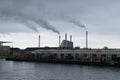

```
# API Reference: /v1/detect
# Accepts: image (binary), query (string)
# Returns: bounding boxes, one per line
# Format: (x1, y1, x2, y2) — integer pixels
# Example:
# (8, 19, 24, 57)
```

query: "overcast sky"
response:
(0, 0, 120, 49)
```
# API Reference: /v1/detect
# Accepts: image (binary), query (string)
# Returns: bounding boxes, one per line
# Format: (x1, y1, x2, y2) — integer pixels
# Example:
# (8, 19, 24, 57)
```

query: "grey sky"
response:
(0, 0, 119, 33)
(0, 0, 120, 48)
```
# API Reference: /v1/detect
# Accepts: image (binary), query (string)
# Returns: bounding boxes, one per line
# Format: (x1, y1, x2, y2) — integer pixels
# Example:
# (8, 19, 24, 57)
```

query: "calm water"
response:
(0, 59, 120, 80)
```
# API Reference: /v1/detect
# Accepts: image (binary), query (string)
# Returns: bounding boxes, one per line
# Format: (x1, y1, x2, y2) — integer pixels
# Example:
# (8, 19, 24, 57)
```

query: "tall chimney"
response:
(70, 35, 72, 41)
(38, 35, 40, 48)
(86, 31, 88, 49)
(59, 35, 61, 47)
(65, 33, 67, 40)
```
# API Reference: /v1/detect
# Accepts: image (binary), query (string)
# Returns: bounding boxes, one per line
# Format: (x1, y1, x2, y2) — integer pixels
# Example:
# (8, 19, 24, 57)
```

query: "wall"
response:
(0, 46, 10, 56)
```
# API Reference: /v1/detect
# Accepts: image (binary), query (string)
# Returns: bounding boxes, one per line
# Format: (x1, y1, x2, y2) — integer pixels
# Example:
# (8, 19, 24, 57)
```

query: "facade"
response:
(0, 46, 10, 56)
(0, 41, 11, 56)
(31, 48, 120, 63)
(60, 40, 73, 48)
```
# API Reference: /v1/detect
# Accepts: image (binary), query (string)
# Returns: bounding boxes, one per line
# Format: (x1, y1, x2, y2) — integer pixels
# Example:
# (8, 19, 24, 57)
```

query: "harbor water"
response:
(0, 59, 120, 80)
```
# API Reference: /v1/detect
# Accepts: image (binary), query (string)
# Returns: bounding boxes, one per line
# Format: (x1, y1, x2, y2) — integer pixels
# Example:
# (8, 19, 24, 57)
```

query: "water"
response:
(0, 59, 120, 80)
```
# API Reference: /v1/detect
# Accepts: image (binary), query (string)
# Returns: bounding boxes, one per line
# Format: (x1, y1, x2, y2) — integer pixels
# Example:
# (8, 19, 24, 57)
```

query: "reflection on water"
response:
(0, 59, 120, 80)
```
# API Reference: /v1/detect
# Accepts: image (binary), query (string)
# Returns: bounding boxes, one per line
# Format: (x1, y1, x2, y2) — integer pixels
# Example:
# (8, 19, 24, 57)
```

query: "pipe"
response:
(59, 35, 61, 47)
(86, 31, 88, 49)
(65, 33, 67, 40)
(38, 35, 40, 48)
(70, 35, 72, 41)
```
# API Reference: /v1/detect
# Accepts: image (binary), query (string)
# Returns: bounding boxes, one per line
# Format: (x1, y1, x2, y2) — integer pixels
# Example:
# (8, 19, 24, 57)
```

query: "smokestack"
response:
(86, 31, 88, 49)
(59, 35, 61, 47)
(70, 35, 72, 41)
(38, 35, 40, 48)
(65, 33, 67, 40)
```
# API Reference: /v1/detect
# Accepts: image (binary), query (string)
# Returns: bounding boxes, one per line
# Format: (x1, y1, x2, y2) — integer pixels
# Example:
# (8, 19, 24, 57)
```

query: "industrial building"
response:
(6, 32, 120, 66)
(0, 41, 10, 57)
(60, 33, 73, 48)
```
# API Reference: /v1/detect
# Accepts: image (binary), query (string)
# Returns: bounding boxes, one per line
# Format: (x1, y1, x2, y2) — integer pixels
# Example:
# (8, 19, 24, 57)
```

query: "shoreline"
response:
(0, 56, 6, 59)
(6, 58, 120, 67)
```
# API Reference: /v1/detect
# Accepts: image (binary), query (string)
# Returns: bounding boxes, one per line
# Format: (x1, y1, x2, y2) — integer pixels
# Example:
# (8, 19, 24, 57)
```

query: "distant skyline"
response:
(0, 0, 120, 49)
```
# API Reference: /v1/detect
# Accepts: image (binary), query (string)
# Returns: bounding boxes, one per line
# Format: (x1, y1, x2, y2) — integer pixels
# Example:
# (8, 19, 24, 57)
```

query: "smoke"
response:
(20, 20, 39, 33)
(18, 13, 60, 34)
(37, 19, 60, 34)
(0, 0, 60, 34)
(61, 15, 86, 30)
(0, 13, 39, 33)
(0, 0, 86, 34)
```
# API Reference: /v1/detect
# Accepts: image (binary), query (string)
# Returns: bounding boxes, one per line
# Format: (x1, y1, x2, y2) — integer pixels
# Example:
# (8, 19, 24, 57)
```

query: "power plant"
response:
(5, 31, 120, 67)
(59, 33, 73, 48)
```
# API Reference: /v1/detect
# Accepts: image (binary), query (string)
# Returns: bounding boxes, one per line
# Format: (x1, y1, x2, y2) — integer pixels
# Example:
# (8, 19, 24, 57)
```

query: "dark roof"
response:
(24, 47, 59, 51)
(24, 47, 75, 51)
(10, 48, 21, 51)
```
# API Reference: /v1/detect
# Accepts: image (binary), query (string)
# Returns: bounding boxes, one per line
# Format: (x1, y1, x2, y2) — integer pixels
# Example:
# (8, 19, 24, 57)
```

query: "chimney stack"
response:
(70, 35, 72, 41)
(86, 31, 88, 49)
(38, 35, 40, 48)
(65, 33, 67, 40)
(59, 35, 61, 47)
